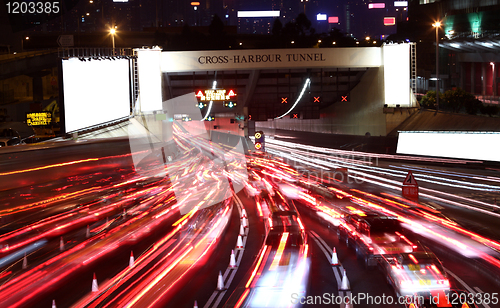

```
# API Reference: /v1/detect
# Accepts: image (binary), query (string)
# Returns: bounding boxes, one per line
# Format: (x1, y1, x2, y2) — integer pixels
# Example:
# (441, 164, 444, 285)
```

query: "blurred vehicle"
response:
(383, 251, 450, 298)
(224, 194, 309, 308)
(337, 212, 418, 268)
(0, 122, 35, 140)
(0, 136, 23, 147)
(404, 289, 479, 308)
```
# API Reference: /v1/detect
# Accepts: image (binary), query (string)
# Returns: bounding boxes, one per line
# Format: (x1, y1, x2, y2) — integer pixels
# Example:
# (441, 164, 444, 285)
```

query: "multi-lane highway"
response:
(1, 124, 499, 308)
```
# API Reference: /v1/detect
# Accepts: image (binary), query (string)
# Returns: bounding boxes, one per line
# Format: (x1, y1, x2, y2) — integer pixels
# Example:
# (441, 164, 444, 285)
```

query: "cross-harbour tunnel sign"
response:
(160, 47, 383, 72)
(197, 53, 326, 64)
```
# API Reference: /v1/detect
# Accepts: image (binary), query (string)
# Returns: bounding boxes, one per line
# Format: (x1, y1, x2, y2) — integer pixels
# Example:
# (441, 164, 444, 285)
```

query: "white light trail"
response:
(275, 78, 310, 119)
(201, 81, 217, 121)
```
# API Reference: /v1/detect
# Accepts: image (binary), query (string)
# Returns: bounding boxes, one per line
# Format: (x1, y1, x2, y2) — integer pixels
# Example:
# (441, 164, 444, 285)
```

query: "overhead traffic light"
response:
(224, 101, 236, 108)
(254, 130, 265, 151)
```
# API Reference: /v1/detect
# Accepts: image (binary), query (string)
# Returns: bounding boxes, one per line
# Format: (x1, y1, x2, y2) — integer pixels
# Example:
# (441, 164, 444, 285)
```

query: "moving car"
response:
(404, 289, 479, 308)
(383, 251, 450, 298)
(337, 212, 418, 268)
(0, 136, 22, 147)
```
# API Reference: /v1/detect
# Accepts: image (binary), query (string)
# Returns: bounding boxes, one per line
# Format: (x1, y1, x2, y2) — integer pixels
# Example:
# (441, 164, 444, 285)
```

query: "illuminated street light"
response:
(110, 28, 116, 50)
(21, 36, 29, 52)
(365, 36, 370, 41)
(300, 0, 308, 13)
(432, 21, 441, 111)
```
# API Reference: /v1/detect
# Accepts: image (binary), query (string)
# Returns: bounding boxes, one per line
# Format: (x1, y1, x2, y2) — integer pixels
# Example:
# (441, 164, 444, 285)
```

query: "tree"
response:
(272, 19, 283, 36)
(420, 88, 484, 115)
(420, 90, 441, 109)
(464, 97, 482, 115)
(295, 13, 312, 36)
(325, 28, 356, 47)
(480, 104, 500, 116)
(209, 14, 225, 37)
(442, 88, 467, 112)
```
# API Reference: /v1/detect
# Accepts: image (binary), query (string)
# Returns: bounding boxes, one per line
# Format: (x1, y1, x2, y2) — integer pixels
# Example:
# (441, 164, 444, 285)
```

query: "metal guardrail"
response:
(476, 95, 500, 105)
(0, 50, 57, 63)
(57, 47, 135, 58)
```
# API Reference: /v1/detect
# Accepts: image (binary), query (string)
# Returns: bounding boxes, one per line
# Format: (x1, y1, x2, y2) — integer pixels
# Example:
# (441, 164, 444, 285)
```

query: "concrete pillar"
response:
(32, 75, 43, 101)
(243, 106, 248, 138)
(493, 63, 497, 97)
(459, 62, 465, 90)
(471, 63, 475, 94)
(482, 62, 486, 96)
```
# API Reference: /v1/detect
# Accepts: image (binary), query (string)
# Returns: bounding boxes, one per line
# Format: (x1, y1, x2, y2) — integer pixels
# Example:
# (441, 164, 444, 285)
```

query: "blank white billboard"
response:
(397, 131, 500, 162)
(62, 58, 131, 133)
(137, 49, 163, 112)
(237, 11, 280, 18)
(383, 43, 410, 107)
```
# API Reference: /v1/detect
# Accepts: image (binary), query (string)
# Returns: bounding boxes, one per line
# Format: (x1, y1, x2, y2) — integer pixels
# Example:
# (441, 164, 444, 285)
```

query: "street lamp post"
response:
(110, 28, 116, 51)
(22, 36, 29, 52)
(433, 21, 441, 111)
(301, 0, 308, 14)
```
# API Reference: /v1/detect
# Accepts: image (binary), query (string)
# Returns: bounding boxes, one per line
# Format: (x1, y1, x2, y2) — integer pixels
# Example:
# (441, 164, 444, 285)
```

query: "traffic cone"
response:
(51, 299, 57, 308)
(339, 269, 350, 290)
(59, 237, 65, 251)
(241, 209, 247, 219)
(331, 247, 339, 266)
(86, 225, 90, 238)
(129, 251, 134, 268)
(239, 224, 245, 237)
(92, 273, 99, 292)
(236, 235, 244, 249)
(242, 217, 248, 228)
(22, 252, 27, 269)
(216, 271, 225, 291)
(193, 300, 198, 308)
(229, 250, 237, 268)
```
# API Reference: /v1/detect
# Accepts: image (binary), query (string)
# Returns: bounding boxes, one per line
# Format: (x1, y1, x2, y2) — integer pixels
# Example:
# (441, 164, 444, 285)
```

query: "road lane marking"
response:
(473, 287, 491, 308)
(309, 231, 343, 291)
(444, 267, 476, 295)
(204, 193, 248, 308)
(309, 231, 354, 306)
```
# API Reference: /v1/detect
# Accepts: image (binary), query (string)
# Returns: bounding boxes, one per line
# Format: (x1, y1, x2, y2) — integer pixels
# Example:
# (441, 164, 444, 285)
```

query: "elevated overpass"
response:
(136, 44, 416, 137)
(56, 44, 416, 139)
(0, 50, 58, 80)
